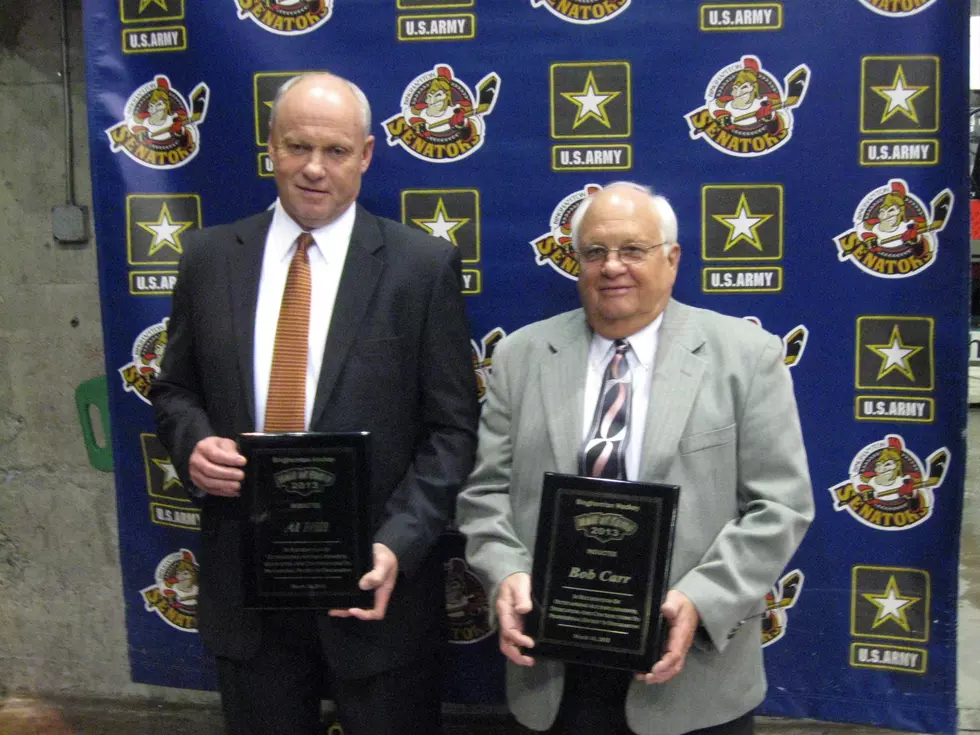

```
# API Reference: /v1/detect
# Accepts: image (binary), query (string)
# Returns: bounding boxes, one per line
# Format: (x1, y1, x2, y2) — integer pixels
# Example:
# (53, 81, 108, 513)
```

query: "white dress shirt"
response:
(253, 200, 356, 431)
(581, 313, 663, 480)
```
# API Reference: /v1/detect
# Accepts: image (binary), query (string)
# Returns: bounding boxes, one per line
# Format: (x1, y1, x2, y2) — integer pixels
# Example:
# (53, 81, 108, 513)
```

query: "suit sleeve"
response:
(373, 245, 480, 577)
(149, 235, 214, 499)
(455, 335, 533, 610)
(673, 334, 814, 653)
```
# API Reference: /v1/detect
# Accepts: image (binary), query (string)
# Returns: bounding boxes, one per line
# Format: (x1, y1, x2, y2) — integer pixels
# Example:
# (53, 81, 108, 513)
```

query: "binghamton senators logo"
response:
(106, 76, 208, 169)
(529, 0, 630, 24)
(472, 327, 507, 404)
(834, 179, 953, 279)
(858, 0, 938, 17)
(743, 317, 808, 369)
(119, 317, 168, 405)
(444, 557, 493, 644)
(140, 549, 199, 632)
(829, 434, 949, 531)
(530, 184, 602, 280)
(762, 569, 804, 647)
(686, 56, 809, 157)
(384, 65, 500, 163)
(235, 0, 332, 34)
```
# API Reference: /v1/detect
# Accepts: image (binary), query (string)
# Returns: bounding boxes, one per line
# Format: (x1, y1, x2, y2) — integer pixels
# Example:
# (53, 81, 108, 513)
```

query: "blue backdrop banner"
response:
(83, 1, 969, 731)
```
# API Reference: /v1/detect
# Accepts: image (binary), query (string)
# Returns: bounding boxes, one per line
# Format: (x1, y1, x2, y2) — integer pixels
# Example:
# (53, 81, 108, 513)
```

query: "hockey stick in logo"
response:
(912, 448, 949, 491)
(425, 73, 501, 131)
(731, 66, 809, 123)
(783, 326, 808, 368)
(872, 190, 953, 248)
(188, 84, 209, 123)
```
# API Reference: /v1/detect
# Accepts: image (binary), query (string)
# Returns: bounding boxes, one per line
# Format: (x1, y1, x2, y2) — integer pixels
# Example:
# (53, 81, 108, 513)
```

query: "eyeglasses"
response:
(576, 242, 668, 265)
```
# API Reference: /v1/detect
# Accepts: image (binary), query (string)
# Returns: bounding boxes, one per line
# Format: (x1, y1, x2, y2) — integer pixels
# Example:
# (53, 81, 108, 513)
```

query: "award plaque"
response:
(526, 472, 679, 671)
(238, 432, 373, 610)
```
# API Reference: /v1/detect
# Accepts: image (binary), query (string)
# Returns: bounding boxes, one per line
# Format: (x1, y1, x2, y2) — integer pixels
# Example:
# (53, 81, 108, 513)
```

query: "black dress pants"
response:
(519, 663, 754, 735)
(215, 610, 442, 735)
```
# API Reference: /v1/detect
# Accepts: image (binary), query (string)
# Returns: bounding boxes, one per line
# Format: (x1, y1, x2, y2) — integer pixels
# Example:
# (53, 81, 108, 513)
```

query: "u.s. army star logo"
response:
(860, 56, 939, 133)
(702, 184, 782, 261)
(127, 194, 201, 265)
(851, 565, 929, 642)
(551, 62, 631, 139)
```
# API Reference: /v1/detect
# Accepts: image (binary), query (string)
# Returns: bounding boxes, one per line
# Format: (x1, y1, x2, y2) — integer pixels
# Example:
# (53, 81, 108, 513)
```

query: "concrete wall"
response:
(0, 0, 210, 703)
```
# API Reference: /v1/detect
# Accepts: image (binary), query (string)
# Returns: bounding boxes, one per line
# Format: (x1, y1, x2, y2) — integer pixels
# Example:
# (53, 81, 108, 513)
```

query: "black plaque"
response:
(526, 472, 679, 671)
(239, 432, 372, 609)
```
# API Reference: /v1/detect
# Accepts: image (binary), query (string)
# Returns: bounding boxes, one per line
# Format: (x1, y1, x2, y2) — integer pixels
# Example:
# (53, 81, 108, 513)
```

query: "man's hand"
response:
(189, 437, 246, 497)
(328, 543, 398, 621)
(636, 590, 700, 685)
(496, 572, 535, 667)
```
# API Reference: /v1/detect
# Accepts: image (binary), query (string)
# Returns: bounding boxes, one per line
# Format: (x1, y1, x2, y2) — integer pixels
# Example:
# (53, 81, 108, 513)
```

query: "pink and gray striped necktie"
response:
(581, 339, 632, 480)
(264, 232, 313, 433)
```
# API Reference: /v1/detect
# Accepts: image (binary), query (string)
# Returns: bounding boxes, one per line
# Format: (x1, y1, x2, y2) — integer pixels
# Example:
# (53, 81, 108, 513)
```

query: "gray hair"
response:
(569, 182, 679, 253)
(268, 72, 373, 138)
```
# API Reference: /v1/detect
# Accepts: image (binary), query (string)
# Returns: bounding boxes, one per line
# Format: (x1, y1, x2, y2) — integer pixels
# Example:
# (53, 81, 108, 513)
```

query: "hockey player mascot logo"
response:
(762, 569, 804, 647)
(529, 184, 603, 280)
(829, 434, 949, 530)
(140, 549, 199, 632)
(119, 318, 169, 405)
(384, 65, 500, 163)
(235, 0, 333, 35)
(444, 557, 493, 643)
(834, 179, 953, 279)
(106, 76, 208, 169)
(686, 56, 809, 157)
(529, 0, 631, 24)
(472, 328, 506, 404)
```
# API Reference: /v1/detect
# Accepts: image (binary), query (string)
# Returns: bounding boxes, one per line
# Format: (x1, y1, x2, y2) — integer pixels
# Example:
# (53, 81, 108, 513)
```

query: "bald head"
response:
(571, 182, 678, 253)
(267, 73, 375, 230)
(269, 73, 372, 139)
(574, 183, 681, 339)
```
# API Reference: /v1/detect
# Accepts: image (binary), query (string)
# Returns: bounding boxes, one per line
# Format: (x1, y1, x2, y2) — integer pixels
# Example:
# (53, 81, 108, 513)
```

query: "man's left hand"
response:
(636, 590, 699, 685)
(328, 543, 398, 621)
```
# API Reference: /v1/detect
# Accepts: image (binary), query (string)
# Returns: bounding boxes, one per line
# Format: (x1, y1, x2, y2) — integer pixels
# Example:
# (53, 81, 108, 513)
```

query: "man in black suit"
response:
(151, 72, 479, 735)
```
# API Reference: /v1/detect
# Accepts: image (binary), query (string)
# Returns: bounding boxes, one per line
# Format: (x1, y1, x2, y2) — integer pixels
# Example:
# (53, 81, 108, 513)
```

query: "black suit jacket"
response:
(150, 205, 479, 678)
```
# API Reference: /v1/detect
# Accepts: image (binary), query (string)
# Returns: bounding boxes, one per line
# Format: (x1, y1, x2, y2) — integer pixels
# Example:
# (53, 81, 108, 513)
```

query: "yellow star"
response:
(152, 458, 183, 492)
(138, 0, 169, 13)
(711, 193, 773, 251)
(560, 71, 620, 130)
(412, 198, 468, 247)
(137, 202, 194, 256)
(866, 325, 923, 381)
(872, 66, 928, 125)
(862, 575, 919, 632)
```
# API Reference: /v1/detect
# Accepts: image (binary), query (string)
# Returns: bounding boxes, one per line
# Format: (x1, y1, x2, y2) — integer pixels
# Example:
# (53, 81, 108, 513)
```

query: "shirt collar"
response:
(269, 199, 357, 263)
(588, 312, 664, 371)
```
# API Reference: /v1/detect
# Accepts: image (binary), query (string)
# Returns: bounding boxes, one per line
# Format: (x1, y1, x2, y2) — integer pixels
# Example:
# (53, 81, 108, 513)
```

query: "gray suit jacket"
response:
(456, 299, 814, 735)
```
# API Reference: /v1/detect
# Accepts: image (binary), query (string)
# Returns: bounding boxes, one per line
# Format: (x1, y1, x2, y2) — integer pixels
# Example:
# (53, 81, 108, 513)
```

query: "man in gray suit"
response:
(456, 183, 814, 735)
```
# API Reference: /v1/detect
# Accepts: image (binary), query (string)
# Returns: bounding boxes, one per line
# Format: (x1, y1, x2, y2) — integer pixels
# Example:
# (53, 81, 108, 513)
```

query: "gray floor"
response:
(2, 411, 979, 734)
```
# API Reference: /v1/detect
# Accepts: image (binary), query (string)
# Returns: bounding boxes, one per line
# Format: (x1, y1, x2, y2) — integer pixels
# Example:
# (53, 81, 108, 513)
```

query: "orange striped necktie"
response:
(264, 232, 313, 433)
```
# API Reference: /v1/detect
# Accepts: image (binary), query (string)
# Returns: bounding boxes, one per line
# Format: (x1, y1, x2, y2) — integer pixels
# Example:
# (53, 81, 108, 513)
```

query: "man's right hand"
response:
(189, 436, 246, 497)
(497, 572, 535, 667)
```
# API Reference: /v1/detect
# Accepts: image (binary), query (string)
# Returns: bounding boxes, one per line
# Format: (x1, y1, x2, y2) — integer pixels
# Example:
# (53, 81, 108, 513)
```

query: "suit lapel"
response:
(540, 312, 591, 474)
(229, 210, 274, 430)
(310, 206, 384, 427)
(639, 300, 706, 482)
